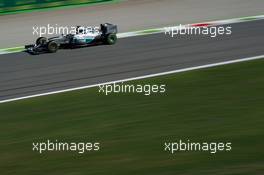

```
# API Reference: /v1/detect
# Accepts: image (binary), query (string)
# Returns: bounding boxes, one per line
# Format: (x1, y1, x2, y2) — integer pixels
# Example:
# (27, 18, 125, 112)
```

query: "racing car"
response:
(25, 23, 118, 54)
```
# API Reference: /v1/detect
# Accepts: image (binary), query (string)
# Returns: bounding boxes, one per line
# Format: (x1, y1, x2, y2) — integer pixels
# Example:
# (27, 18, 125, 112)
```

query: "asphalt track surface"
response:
(1, 0, 264, 48)
(0, 20, 264, 101)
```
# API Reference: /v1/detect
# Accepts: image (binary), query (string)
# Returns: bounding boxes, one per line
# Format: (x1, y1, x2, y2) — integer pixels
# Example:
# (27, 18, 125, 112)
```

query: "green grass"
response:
(1, 59, 264, 174)
(0, 0, 119, 16)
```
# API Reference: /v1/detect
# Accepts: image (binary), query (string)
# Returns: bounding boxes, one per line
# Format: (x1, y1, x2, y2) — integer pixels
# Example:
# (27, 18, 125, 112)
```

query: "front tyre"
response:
(47, 41, 58, 53)
(105, 34, 117, 45)
(36, 37, 47, 45)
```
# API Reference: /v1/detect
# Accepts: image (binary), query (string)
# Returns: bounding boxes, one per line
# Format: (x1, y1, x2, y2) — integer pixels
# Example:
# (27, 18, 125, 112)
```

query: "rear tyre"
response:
(47, 41, 58, 53)
(36, 37, 47, 45)
(105, 34, 117, 45)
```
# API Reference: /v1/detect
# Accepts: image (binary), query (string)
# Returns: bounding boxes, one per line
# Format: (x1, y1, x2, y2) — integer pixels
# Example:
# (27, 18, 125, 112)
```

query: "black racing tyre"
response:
(36, 37, 47, 45)
(47, 41, 58, 53)
(105, 34, 117, 45)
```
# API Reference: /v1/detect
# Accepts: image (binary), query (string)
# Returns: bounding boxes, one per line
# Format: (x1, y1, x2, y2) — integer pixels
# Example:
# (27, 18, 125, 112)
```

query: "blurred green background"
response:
(0, 0, 113, 14)
(0, 59, 264, 174)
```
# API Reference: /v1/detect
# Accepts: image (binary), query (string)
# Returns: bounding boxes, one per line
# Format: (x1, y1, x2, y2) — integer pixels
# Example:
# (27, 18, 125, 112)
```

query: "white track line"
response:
(0, 54, 263, 104)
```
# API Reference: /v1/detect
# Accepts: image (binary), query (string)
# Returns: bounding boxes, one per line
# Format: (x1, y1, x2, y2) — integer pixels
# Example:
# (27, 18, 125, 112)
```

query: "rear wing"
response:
(101, 23, 118, 35)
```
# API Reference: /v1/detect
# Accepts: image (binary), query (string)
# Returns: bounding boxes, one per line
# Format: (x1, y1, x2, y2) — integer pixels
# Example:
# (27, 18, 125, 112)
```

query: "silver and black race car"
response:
(25, 23, 118, 54)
